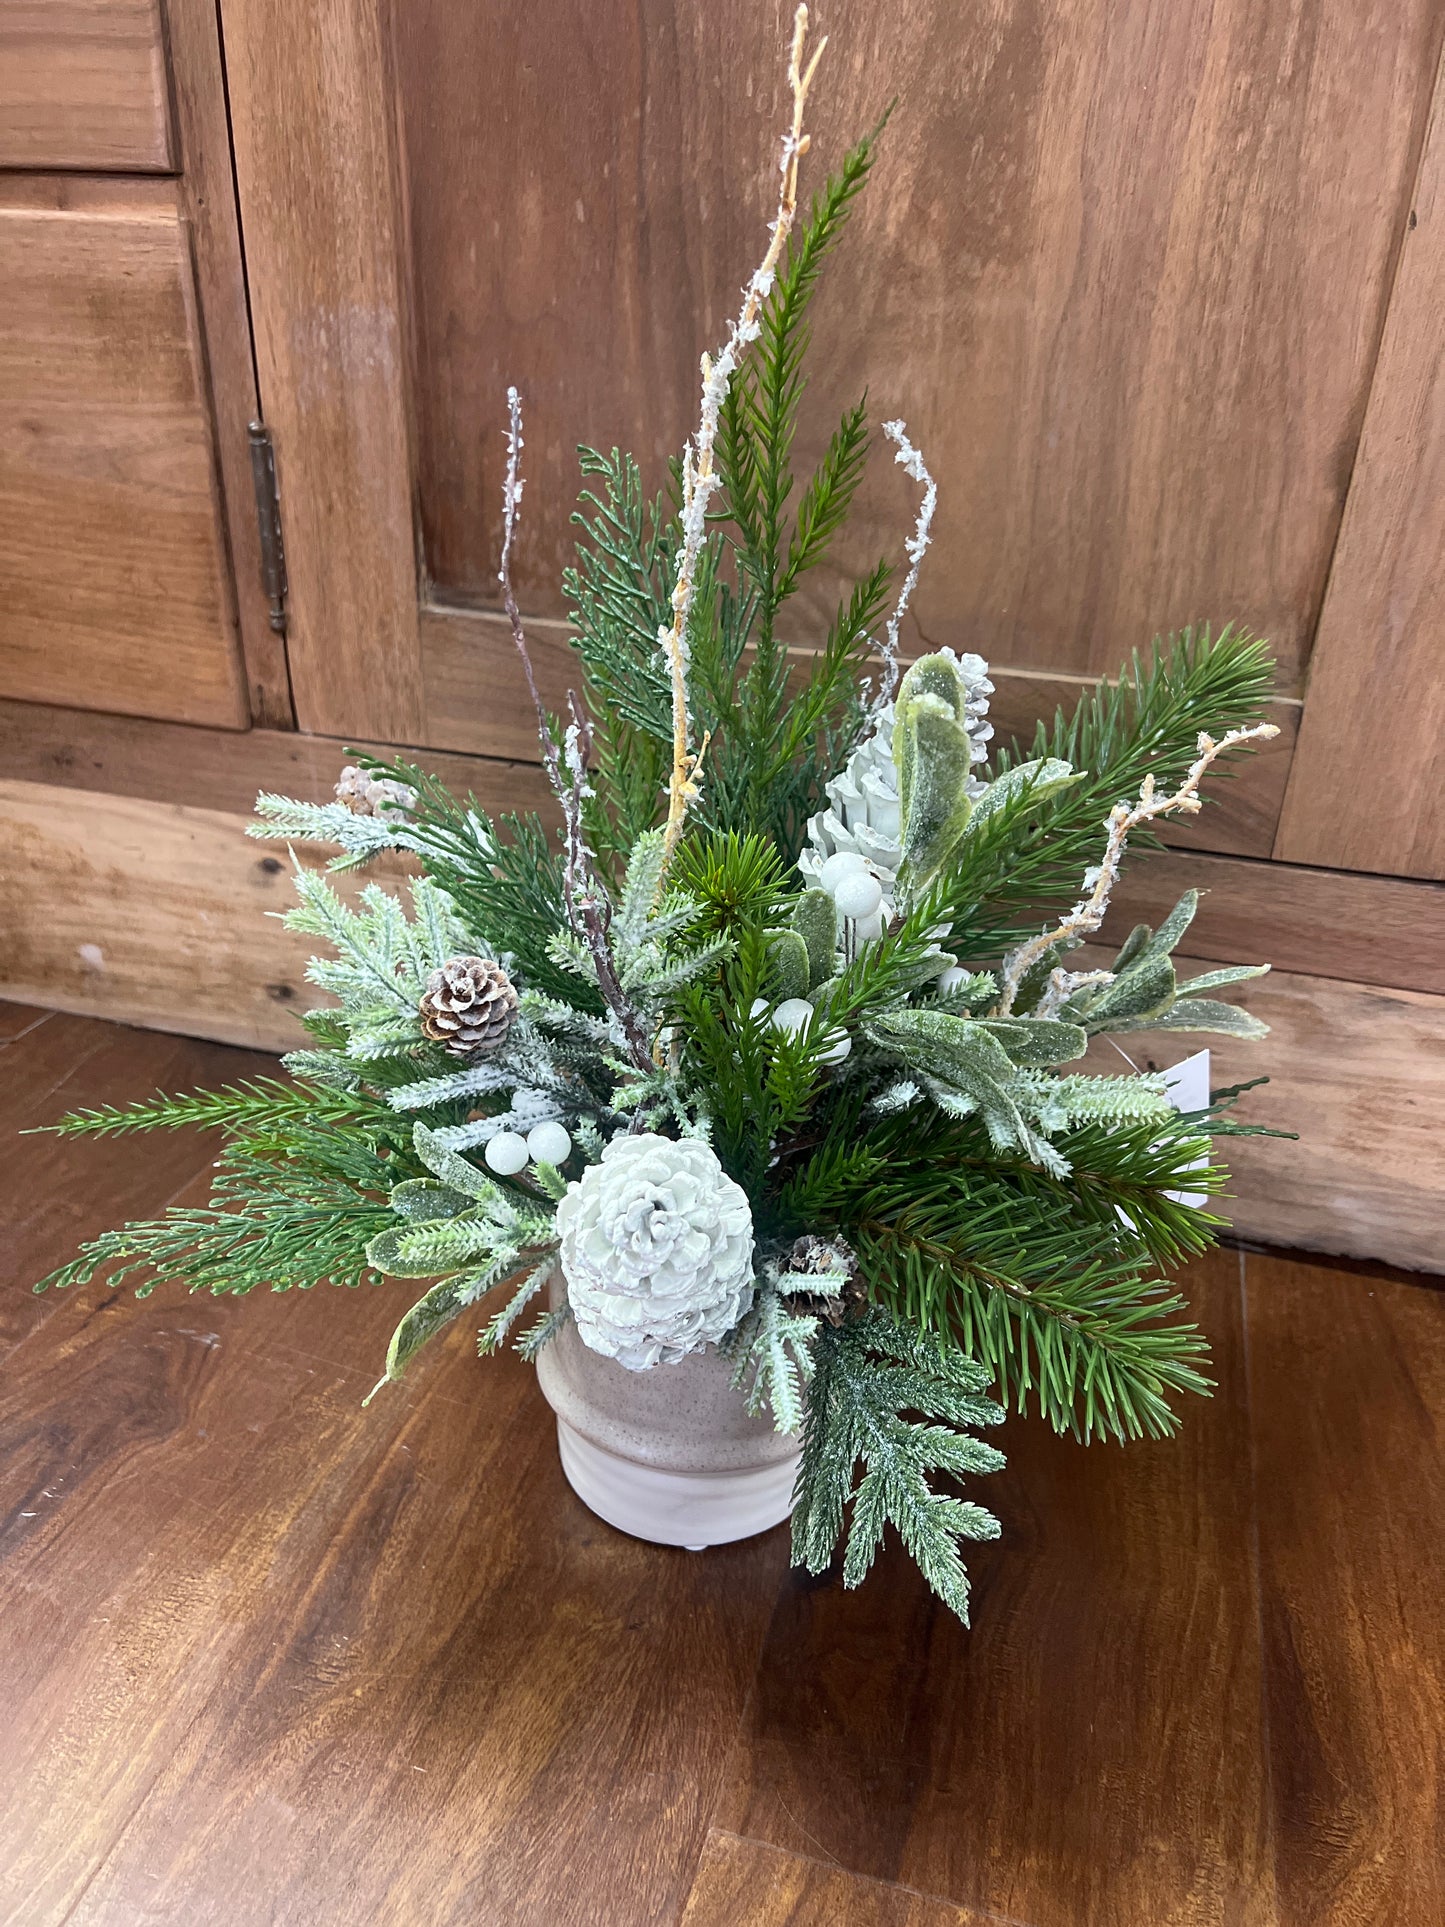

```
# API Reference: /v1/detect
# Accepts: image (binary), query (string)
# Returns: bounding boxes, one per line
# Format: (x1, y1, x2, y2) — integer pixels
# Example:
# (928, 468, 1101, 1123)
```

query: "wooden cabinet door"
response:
(0, 0, 288, 730)
(223, 0, 1442, 866)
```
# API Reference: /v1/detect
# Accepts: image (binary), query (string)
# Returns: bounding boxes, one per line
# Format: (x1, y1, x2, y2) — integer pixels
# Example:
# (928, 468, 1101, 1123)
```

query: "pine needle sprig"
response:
(792, 1306, 1004, 1624)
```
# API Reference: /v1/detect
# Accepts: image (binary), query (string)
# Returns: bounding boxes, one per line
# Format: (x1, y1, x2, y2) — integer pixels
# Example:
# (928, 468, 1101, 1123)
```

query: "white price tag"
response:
(1162, 1049, 1210, 1208)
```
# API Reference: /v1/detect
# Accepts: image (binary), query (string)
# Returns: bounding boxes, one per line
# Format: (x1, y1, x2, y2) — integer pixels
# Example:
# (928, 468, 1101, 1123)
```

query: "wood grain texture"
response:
(0, 0, 170, 171)
(0, 779, 358, 1051)
(1274, 53, 1445, 881)
(1108, 851, 1445, 996)
(0, 698, 554, 820)
(680, 1832, 994, 1927)
(166, 0, 295, 728)
(388, 0, 1442, 688)
(4, 1014, 1443, 1923)
(1082, 955, 1445, 1273)
(717, 1254, 1275, 1926)
(221, 0, 424, 739)
(0, 1015, 275, 1357)
(0, 177, 248, 728)
(1246, 1254, 1445, 1926)
(0, 1132, 790, 1924)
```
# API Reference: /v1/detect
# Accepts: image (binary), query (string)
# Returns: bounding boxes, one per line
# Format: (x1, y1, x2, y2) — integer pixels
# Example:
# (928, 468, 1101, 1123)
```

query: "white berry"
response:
(771, 998, 815, 1036)
(526, 1121, 572, 1167)
(936, 963, 970, 994)
(833, 871, 883, 921)
(484, 1131, 530, 1176)
(818, 850, 869, 895)
(818, 1029, 852, 1064)
(750, 996, 771, 1020)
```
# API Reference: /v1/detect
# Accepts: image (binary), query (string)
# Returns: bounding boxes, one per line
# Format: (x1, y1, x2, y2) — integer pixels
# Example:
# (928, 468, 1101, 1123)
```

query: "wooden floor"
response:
(1, 1005, 1441, 1927)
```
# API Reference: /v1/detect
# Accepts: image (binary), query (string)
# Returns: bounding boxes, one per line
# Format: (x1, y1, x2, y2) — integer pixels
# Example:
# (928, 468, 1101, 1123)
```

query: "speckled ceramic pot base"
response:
(535, 1287, 800, 1548)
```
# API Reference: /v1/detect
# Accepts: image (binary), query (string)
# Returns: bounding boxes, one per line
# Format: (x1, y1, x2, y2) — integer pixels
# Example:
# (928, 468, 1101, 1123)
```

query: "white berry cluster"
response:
(484, 1119, 572, 1176)
(554, 1134, 755, 1370)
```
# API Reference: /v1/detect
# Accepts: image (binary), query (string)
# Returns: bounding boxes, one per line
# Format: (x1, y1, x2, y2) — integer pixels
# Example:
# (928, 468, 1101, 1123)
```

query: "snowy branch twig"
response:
(876, 420, 937, 708)
(994, 723, 1280, 1015)
(654, 2, 828, 885)
(497, 387, 655, 1072)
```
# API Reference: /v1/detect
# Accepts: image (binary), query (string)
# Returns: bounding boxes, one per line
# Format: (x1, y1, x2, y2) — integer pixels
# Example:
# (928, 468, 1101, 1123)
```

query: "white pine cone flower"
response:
(797, 653, 995, 915)
(555, 1134, 755, 1371)
(419, 956, 519, 1057)
(335, 764, 416, 819)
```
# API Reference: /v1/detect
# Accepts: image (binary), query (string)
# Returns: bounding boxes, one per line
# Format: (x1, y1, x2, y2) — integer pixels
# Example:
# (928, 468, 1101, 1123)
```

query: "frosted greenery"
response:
(33, 64, 1284, 1626)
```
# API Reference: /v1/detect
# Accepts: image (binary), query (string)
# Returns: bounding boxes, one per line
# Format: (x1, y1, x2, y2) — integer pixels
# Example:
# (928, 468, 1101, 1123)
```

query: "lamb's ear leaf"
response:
(896, 694, 975, 886)
(963, 757, 1079, 834)
(1140, 890, 1199, 961)
(791, 890, 838, 987)
(1177, 963, 1270, 995)
(388, 1179, 475, 1223)
(412, 1122, 495, 1200)
(1111, 922, 1154, 972)
(1110, 997, 1269, 1040)
(1073, 954, 1176, 1030)
(378, 1273, 480, 1385)
(972, 1017, 1089, 1067)
(765, 927, 813, 1002)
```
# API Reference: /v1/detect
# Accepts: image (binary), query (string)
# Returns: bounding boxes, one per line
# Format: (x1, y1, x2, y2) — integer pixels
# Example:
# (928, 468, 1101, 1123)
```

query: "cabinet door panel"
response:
(0, 1, 170, 171)
(0, 180, 247, 729)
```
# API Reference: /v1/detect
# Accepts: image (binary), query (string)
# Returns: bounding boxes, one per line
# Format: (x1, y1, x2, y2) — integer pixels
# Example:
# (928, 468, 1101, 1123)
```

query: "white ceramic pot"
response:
(534, 1285, 800, 1550)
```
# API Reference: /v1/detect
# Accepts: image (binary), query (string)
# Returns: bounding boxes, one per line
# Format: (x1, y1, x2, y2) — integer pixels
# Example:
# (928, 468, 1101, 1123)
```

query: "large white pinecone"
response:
(555, 1134, 755, 1371)
(797, 652, 994, 913)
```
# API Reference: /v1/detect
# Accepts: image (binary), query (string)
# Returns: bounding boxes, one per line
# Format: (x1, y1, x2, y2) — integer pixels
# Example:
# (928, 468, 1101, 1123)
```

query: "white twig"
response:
(994, 723, 1280, 1015)
(877, 420, 937, 708)
(496, 388, 653, 1072)
(655, 3, 827, 881)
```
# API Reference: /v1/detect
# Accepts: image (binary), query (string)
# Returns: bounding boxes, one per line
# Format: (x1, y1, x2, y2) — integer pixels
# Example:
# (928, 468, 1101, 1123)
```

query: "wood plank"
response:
(680, 1832, 993, 1927)
(0, 701, 555, 821)
(421, 602, 1298, 859)
(221, 0, 423, 740)
(1083, 956, 1445, 1274)
(0, 178, 248, 728)
(0, 779, 338, 1051)
(0, 1280, 789, 1922)
(1108, 851, 1445, 996)
(389, 0, 1442, 690)
(0, 0, 170, 171)
(166, 0, 295, 728)
(1246, 1255, 1445, 1924)
(716, 1254, 1275, 1925)
(1275, 53, 1445, 881)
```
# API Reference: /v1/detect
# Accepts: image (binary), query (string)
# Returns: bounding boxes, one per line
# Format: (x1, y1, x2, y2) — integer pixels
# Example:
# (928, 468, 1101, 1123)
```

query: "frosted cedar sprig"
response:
(995, 722, 1281, 1015)
(875, 419, 937, 709)
(496, 386, 655, 1072)
(656, 2, 828, 882)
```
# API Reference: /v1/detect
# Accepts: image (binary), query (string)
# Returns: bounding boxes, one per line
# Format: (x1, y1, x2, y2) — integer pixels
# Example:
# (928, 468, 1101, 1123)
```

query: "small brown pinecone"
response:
(788, 1234, 866, 1325)
(419, 956, 519, 1057)
(335, 764, 415, 818)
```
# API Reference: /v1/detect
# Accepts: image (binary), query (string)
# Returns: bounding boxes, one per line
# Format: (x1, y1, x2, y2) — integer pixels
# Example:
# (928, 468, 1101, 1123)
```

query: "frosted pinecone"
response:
(797, 653, 994, 913)
(335, 764, 415, 818)
(419, 956, 519, 1057)
(555, 1134, 755, 1371)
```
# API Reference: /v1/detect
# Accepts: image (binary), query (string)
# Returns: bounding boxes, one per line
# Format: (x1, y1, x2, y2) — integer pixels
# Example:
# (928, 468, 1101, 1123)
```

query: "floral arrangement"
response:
(38, 9, 1280, 1623)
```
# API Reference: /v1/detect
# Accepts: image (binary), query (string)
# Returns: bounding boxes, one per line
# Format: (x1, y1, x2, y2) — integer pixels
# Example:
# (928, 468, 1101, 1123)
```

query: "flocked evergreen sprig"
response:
(32, 4, 1284, 1627)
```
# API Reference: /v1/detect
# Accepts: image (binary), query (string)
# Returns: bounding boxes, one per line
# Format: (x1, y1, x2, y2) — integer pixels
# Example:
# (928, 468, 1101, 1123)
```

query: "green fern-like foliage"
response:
(791, 1307, 1005, 1625)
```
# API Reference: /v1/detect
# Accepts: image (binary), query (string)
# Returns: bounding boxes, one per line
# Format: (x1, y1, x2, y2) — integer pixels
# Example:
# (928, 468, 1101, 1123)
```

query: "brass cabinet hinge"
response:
(247, 420, 288, 635)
